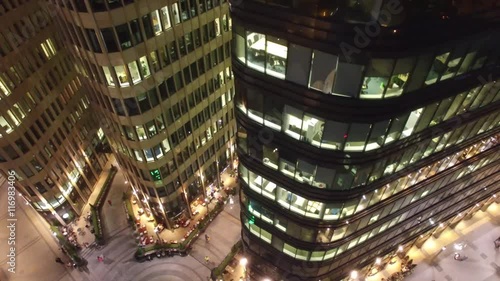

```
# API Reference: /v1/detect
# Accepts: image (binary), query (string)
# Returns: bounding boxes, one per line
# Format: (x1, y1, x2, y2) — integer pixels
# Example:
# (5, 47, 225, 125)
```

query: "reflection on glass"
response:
(309, 50, 338, 94)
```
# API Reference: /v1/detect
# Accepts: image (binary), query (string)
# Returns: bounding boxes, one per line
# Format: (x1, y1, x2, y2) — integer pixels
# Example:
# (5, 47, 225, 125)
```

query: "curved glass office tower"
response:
(0, 0, 108, 225)
(49, 0, 236, 228)
(232, 1, 500, 280)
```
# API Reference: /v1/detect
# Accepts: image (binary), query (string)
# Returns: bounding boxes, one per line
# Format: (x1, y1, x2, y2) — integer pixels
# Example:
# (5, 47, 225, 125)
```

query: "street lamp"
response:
(349, 270, 358, 280)
(205, 198, 210, 215)
(216, 160, 221, 189)
(240, 257, 248, 277)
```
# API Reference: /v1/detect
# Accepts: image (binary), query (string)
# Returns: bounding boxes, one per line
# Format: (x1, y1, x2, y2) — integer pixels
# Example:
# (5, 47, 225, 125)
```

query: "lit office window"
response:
(162, 139, 171, 153)
(40, 39, 55, 59)
(425, 52, 450, 85)
(385, 57, 414, 98)
(440, 45, 467, 80)
(134, 150, 144, 162)
(401, 108, 423, 137)
(115, 65, 129, 87)
(282, 105, 303, 140)
(151, 10, 162, 35)
(234, 25, 245, 63)
(215, 18, 221, 36)
(139, 56, 151, 78)
(160, 6, 172, 30)
(265, 36, 287, 79)
(0, 115, 13, 133)
(171, 3, 181, 25)
(128, 61, 141, 84)
(360, 59, 393, 99)
(102, 66, 115, 86)
(0, 77, 11, 96)
(246, 31, 266, 72)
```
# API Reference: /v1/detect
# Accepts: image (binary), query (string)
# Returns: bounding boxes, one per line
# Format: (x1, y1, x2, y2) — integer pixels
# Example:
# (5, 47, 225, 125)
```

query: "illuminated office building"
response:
(232, 1, 500, 280)
(0, 0, 109, 225)
(49, 0, 235, 228)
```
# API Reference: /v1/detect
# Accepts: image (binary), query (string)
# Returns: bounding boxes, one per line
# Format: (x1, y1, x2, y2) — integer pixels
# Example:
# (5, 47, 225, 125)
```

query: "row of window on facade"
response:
(233, 25, 499, 99)
(11, 126, 104, 183)
(121, 89, 233, 142)
(100, 40, 230, 90)
(236, 80, 500, 153)
(142, 136, 231, 198)
(244, 171, 494, 258)
(126, 113, 228, 164)
(239, 137, 497, 225)
(30, 152, 106, 212)
(109, 66, 232, 118)
(241, 168, 497, 263)
(130, 131, 231, 184)
(63, 0, 225, 15)
(80, 3, 229, 54)
(18, 135, 100, 199)
(119, 132, 232, 203)
(0, 38, 58, 99)
(238, 110, 499, 194)
(0, 88, 89, 138)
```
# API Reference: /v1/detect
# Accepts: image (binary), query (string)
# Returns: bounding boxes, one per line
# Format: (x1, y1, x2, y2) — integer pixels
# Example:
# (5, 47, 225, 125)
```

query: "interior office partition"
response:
(0, 0, 108, 225)
(231, 1, 500, 280)
(48, 0, 236, 228)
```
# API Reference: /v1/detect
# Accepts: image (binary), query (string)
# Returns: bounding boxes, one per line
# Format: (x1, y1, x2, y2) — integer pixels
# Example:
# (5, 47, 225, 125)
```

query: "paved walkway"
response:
(0, 159, 242, 281)
(367, 202, 500, 281)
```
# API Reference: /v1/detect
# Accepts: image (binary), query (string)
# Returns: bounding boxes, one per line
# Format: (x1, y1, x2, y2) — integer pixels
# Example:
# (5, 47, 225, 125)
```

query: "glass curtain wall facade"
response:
(48, 0, 236, 228)
(232, 1, 500, 280)
(0, 0, 108, 225)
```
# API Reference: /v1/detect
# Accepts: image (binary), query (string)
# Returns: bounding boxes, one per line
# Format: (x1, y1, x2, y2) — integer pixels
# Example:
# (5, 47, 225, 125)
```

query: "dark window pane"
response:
(116, 24, 132, 49)
(101, 28, 119, 52)
(142, 15, 155, 39)
(130, 20, 143, 45)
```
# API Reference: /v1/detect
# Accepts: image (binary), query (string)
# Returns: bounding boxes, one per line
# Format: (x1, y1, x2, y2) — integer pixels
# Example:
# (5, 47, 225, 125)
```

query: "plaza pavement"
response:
(367, 202, 500, 281)
(0, 159, 242, 281)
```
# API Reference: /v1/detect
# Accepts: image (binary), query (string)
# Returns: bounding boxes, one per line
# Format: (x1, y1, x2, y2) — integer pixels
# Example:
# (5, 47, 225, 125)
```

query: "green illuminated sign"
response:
(150, 169, 161, 181)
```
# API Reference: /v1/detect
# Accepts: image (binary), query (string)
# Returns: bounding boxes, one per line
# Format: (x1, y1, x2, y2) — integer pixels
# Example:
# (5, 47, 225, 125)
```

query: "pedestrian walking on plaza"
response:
(107, 199, 112, 206)
(97, 254, 105, 262)
(204, 255, 210, 263)
(55, 257, 64, 264)
(205, 234, 210, 242)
